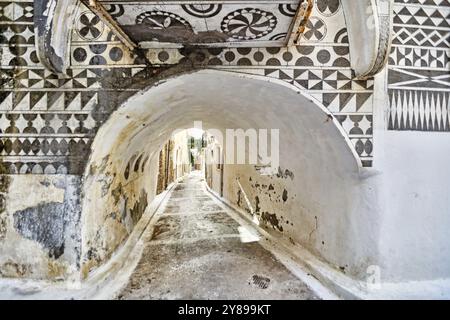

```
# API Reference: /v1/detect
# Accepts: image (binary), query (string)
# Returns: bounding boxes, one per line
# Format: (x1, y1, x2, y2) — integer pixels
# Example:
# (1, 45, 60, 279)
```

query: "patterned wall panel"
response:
(98, 0, 303, 46)
(388, 0, 450, 131)
(0, 0, 374, 174)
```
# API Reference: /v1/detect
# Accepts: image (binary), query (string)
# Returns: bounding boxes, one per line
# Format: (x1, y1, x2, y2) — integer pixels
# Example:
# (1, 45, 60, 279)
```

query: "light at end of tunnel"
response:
(238, 226, 260, 243)
(187, 128, 204, 139)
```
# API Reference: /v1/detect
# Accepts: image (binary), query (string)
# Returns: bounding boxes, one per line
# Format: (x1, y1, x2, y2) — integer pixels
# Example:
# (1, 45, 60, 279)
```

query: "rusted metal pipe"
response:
(286, 0, 314, 46)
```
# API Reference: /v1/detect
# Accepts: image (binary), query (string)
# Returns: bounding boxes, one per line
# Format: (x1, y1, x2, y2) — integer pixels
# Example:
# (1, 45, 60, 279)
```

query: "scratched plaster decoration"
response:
(278, 4, 298, 17)
(76, 10, 105, 41)
(316, 0, 341, 16)
(0, 0, 375, 173)
(388, 0, 450, 131)
(220, 8, 278, 40)
(99, 0, 305, 46)
(105, 4, 125, 19)
(136, 11, 193, 31)
(302, 16, 327, 41)
(181, 4, 223, 18)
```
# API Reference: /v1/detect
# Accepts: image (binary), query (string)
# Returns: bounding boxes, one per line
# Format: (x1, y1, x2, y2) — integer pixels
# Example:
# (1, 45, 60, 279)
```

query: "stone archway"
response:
(80, 69, 379, 280)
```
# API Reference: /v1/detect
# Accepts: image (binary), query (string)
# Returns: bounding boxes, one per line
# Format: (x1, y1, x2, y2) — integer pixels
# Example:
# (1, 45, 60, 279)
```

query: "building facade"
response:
(0, 0, 449, 297)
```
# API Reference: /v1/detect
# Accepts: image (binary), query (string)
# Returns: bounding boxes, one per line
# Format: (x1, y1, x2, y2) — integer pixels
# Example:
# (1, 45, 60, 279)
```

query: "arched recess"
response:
(81, 69, 380, 280)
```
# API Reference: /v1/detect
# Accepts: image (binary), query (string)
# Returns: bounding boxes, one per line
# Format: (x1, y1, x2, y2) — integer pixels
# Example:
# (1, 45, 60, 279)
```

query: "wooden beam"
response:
(285, 0, 314, 47)
(81, 0, 137, 51)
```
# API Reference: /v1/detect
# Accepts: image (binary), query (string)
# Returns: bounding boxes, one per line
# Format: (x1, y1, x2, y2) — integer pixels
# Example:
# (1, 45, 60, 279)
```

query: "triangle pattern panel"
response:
(388, 89, 450, 131)
(389, 0, 449, 132)
(394, 6, 450, 28)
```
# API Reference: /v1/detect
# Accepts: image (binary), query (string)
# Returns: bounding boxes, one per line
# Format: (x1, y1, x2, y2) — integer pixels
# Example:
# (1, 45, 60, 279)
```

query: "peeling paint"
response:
(89, 155, 110, 176)
(129, 190, 148, 225)
(40, 179, 51, 187)
(124, 25, 229, 44)
(111, 183, 124, 205)
(282, 189, 288, 202)
(237, 189, 242, 207)
(261, 212, 284, 232)
(0, 261, 30, 278)
(276, 167, 295, 180)
(255, 196, 261, 214)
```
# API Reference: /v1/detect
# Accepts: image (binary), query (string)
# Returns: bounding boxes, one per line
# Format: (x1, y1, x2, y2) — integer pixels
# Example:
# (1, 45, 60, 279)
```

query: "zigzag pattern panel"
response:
(388, 0, 450, 131)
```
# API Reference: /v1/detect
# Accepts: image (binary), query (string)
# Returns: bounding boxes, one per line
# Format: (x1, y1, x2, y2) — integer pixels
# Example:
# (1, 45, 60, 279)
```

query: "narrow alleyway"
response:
(117, 172, 320, 300)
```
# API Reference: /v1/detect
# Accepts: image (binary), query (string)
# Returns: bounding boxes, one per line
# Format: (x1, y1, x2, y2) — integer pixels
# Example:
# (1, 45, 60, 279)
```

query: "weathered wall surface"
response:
(205, 141, 223, 196)
(0, 0, 374, 175)
(371, 0, 450, 282)
(205, 136, 380, 282)
(0, 0, 373, 187)
(0, 175, 81, 280)
(375, 132, 450, 282)
(199, 0, 450, 285)
(172, 130, 191, 181)
(157, 143, 170, 194)
(78, 69, 373, 281)
(0, 0, 448, 288)
(81, 150, 158, 277)
(81, 129, 191, 277)
(387, 0, 449, 132)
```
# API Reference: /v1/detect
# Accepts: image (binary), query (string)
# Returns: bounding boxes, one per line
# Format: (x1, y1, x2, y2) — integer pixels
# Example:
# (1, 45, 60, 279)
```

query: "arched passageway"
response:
(81, 70, 380, 286)
(117, 171, 323, 299)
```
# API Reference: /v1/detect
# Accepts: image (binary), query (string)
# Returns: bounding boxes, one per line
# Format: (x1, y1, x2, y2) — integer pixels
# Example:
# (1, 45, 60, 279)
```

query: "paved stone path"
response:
(118, 172, 319, 300)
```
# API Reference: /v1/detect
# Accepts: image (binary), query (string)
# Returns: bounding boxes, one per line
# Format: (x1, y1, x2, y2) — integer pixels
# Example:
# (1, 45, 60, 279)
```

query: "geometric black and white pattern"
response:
(101, 1, 297, 45)
(0, 0, 376, 174)
(388, 89, 449, 130)
(388, 0, 450, 132)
